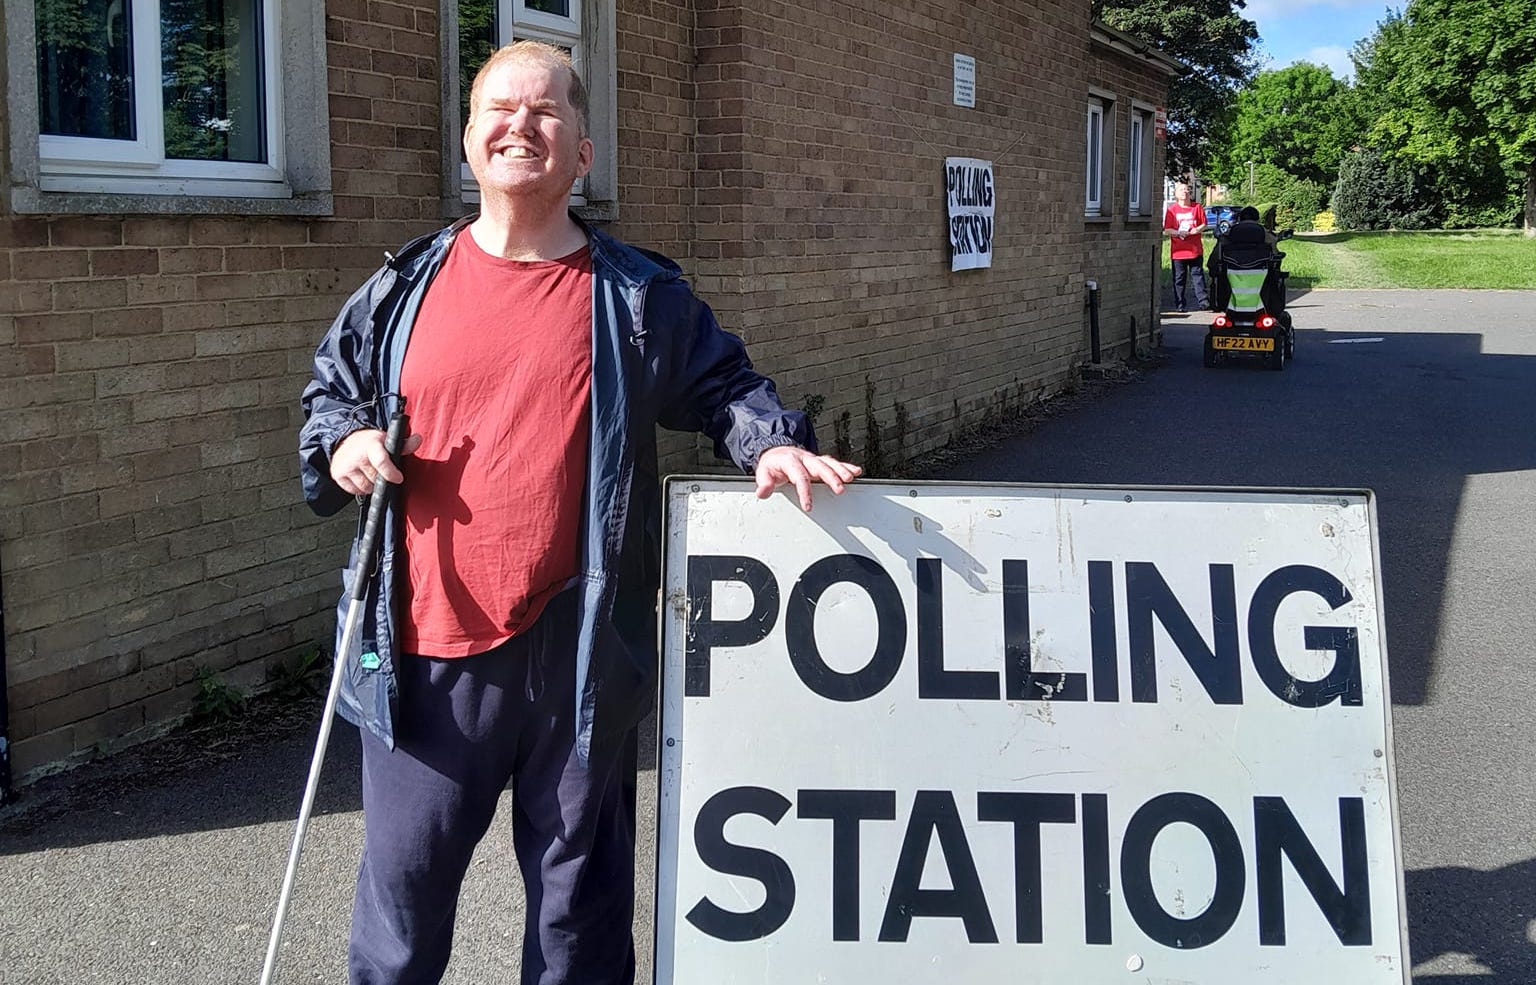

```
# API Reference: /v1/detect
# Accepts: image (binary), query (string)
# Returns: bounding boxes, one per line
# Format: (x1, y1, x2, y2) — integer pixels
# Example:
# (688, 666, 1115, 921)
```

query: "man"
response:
(298, 41, 860, 985)
(1163, 182, 1208, 312)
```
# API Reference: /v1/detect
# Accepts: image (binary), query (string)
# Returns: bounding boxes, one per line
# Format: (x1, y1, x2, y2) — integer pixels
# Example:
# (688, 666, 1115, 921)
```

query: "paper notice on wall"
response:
(953, 54, 976, 108)
(945, 157, 994, 272)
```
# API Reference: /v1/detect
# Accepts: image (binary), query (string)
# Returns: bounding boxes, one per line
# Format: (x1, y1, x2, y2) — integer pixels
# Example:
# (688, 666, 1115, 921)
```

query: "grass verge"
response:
(1162, 230, 1536, 290)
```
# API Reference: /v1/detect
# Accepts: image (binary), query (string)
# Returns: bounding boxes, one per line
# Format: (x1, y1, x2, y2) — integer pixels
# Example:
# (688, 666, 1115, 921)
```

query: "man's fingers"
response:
(777, 458, 814, 511)
(755, 449, 864, 510)
(819, 457, 862, 487)
(368, 445, 405, 484)
(802, 457, 846, 495)
(330, 427, 418, 495)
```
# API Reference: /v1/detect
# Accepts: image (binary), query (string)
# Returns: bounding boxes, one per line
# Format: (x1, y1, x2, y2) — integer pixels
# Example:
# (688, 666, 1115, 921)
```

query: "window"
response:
(6, 0, 330, 212)
(445, 0, 616, 217)
(1127, 115, 1144, 214)
(1085, 98, 1105, 216)
(1127, 105, 1154, 217)
(37, 0, 274, 188)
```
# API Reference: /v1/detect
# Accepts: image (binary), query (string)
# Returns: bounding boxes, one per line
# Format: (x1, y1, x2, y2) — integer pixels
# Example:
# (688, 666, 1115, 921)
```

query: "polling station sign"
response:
(945, 157, 993, 271)
(655, 480, 1408, 984)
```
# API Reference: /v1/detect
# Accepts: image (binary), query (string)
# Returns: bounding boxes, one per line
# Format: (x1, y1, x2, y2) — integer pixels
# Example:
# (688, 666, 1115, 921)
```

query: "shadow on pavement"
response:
(0, 698, 660, 855)
(1408, 860, 1536, 982)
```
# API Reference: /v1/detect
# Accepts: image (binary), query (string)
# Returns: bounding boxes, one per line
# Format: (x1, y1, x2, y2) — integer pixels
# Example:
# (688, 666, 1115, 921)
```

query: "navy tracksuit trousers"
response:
(1172, 256, 1209, 310)
(348, 591, 638, 985)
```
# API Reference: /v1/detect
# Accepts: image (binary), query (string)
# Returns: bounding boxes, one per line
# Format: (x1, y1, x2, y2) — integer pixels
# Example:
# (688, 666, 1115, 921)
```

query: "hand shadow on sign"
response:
(817, 494, 990, 592)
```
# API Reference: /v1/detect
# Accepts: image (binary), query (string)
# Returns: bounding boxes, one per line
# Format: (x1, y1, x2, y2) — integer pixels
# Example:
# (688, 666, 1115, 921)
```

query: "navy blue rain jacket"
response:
(299, 216, 814, 759)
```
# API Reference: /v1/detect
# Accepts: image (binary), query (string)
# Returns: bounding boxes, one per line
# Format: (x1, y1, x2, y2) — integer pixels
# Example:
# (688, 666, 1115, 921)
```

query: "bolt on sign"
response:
(655, 480, 1408, 984)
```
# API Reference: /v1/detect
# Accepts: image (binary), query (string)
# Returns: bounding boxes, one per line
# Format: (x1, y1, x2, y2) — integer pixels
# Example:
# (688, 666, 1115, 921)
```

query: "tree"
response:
(1365, 0, 1536, 234)
(1212, 63, 1364, 188)
(1095, 0, 1260, 178)
(1333, 148, 1437, 230)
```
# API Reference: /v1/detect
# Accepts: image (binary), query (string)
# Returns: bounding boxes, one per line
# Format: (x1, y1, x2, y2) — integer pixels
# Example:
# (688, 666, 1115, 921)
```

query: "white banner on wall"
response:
(655, 479, 1408, 985)
(944, 157, 993, 272)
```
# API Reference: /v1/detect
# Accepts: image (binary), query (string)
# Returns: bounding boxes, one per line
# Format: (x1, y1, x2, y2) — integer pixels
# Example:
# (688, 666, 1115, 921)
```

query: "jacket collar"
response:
(389, 212, 683, 297)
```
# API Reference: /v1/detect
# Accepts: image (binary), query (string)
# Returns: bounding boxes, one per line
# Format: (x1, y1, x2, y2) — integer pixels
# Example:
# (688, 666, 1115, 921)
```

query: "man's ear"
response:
(575, 137, 594, 179)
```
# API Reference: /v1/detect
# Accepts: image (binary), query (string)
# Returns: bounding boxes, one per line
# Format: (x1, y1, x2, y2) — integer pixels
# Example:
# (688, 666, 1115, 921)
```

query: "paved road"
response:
(2, 290, 1533, 983)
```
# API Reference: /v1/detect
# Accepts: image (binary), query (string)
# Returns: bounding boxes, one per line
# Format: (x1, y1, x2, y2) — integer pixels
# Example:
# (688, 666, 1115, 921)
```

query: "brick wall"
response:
(0, 0, 447, 776)
(1085, 44, 1169, 361)
(672, 0, 1170, 471)
(609, 0, 706, 475)
(0, 0, 1171, 781)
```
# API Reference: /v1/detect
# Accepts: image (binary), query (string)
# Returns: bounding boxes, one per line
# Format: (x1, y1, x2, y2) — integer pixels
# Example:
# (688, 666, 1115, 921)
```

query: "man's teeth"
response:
(502, 148, 534, 158)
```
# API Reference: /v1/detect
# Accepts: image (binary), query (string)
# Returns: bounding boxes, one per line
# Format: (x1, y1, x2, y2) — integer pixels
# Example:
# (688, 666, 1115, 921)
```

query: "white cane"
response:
(260, 411, 410, 984)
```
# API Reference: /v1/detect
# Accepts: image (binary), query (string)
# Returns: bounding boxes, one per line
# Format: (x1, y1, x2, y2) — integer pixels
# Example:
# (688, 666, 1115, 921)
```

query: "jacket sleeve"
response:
(655, 284, 817, 471)
(299, 275, 384, 517)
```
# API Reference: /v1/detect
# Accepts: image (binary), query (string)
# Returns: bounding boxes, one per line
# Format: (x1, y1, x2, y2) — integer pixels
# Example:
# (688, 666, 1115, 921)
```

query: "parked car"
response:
(1205, 205, 1240, 235)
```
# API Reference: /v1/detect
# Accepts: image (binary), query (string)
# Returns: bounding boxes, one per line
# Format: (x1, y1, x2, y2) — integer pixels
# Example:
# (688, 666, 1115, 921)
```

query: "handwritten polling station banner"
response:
(945, 157, 993, 271)
(655, 480, 1408, 984)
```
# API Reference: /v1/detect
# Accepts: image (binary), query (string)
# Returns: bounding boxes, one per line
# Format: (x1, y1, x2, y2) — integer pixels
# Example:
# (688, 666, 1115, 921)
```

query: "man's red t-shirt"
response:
(1164, 202, 1207, 261)
(397, 232, 592, 657)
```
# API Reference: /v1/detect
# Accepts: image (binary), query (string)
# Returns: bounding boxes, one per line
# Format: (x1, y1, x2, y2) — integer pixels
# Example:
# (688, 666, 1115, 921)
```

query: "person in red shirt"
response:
(307, 40, 861, 985)
(1163, 181, 1209, 312)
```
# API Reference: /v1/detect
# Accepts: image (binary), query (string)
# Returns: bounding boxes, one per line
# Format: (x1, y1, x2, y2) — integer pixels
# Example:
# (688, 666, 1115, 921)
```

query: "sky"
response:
(1242, 0, 1397, 80)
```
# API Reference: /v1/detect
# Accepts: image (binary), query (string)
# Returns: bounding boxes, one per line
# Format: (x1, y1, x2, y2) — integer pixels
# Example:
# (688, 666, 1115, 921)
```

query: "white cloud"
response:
(1296, 45, 1354, 79)
(1244, 0, 1376, 17)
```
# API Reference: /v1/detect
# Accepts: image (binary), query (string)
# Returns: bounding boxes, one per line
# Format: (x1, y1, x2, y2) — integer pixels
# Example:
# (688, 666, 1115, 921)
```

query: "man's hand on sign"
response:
(754, 446, 863, 512)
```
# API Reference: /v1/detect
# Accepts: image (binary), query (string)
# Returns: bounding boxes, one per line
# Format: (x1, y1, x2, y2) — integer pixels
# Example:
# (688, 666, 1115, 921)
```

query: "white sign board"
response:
(953, 53, 976, 108)
(656, 480, 1407, 985)
(945, 157, 994, 272)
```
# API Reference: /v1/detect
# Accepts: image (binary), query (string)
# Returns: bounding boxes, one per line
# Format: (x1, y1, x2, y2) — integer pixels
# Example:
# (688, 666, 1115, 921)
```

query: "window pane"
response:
(526, 0, 570, 16)
(162, 0, 267, 162)
(1088, 113, 1101, 199)
(1130, 120, 1142, 190)
(35, 0, 136, 140)
(459, 0, 498, 127)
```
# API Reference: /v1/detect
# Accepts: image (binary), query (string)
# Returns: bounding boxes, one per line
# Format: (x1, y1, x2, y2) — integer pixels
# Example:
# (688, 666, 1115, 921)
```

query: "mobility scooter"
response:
(1203, 211, 1295, 371)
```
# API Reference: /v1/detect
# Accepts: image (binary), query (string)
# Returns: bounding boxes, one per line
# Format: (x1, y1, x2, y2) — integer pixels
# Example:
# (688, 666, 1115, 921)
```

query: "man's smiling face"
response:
(463, 55, 593, 204)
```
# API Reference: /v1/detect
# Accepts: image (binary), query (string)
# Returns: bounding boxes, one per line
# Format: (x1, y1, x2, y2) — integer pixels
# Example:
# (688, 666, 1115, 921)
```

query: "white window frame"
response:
(1085, 98, 1106, 217)
(1128, 102, 1155, 218)
(443, 0, 616, 219)
(37, 0, 286, 197)
(1127, 115, 1144, 214)
(5, 0, 331, 214)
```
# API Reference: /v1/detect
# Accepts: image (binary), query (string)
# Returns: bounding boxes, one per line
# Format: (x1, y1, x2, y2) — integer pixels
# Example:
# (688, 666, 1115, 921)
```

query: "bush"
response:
(1313, 210, 1336, 232)
(1254, 202, 1279, 228)
(1332, 149, 1438, 230)
(1276, 177, 1326, 232)
(1443, 197, 1522, 229)
(1225, 164, 1326, 231)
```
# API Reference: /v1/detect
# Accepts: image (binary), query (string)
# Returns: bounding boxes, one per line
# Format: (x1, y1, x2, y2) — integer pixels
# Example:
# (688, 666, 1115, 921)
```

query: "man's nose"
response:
(507, 104, 535, 133)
